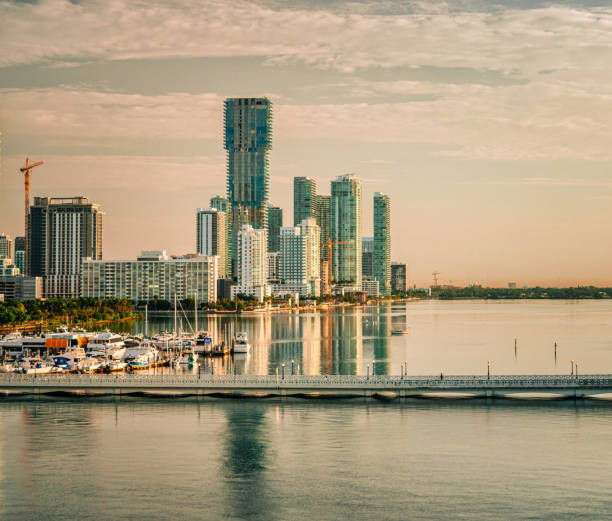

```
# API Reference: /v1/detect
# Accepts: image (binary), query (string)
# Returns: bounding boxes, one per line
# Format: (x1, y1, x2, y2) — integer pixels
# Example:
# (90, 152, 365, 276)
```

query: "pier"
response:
(1, 374, 612, 400)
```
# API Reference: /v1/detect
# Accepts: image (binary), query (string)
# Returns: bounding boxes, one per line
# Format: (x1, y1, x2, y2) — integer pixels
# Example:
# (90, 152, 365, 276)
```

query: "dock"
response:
(1, 374, 612, 400)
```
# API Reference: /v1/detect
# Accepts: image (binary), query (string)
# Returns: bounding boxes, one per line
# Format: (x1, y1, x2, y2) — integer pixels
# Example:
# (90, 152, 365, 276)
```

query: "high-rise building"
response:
(362, 237, 374, 278)
(274, 218, 321, 297)
(391, 263, 407, 293)
(315, 194, 331, 260)
(231, 225, 268, 301)
(14, 236, 25, 272)
(0, 233, 14, 261)
(294, 177, 317, 226)
(196, 208, 227, 278)
(331, 174, 362, 289)
(267, 252, 280, 283)
(225, 98, 272, 276)
(300, 218, 321, 282)
(0, 274, 43, 300)
(81, 251, 217, 302)
(373, 192, 391, 296)
(210, 196, 232, 277)
(28, 197, 103, 298)
(14, 236, 25, 252)
(267, 206, 283, 253)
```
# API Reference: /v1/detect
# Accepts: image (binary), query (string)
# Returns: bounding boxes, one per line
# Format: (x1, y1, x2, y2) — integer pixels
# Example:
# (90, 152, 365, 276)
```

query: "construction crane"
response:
(321, 237, 348, 295)
(20, 158, 44, 275)
(432, 271, 440, 287)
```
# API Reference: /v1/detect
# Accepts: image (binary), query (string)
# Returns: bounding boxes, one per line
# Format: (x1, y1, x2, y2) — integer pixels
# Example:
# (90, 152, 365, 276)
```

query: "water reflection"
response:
(98, 300, 612, 376)
(221, 406, 271, 520)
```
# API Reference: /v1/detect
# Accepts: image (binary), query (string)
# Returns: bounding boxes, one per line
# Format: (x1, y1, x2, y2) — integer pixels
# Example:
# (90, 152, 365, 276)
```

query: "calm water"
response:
(0, 399, 611, 521)
(110, 300, 612, 376)
(2, 301, 612, 520)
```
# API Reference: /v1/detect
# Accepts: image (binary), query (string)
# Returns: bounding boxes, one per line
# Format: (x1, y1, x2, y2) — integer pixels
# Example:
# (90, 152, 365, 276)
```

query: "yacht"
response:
(86, 331, 126, 359)
(126, 343, 159, 369)
(232, 332, 251, 354)
(193, 332, 213, 354)
(78, 357, 104, 373)
(18, 358, 54, 375)
(51, 347, 87, 372)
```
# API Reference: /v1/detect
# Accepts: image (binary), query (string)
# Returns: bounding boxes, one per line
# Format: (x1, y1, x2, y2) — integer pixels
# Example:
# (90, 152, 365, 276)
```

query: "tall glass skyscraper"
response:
(315, 194, 331, 260)
(331, 174, 362, 289)
(294, 177, 317, 226)
(225, 98, 272, 275)
(373, 192, 391, 295)
(267, 206, 283, 253)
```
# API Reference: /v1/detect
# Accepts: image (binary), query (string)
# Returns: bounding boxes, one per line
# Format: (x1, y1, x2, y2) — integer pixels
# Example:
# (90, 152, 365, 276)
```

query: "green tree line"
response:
(432, 286, 612, 300)
(0, 298, 137, 327)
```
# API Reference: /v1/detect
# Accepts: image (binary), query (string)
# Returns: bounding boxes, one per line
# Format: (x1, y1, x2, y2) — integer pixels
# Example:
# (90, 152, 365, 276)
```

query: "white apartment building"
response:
(231, 225, 269, 301)
(196, 208, 227, 278)
(81, 250, 218, 302)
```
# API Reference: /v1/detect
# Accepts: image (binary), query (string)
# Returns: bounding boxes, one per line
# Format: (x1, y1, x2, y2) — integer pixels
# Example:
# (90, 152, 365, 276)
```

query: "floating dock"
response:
(1, 374, 612, 400)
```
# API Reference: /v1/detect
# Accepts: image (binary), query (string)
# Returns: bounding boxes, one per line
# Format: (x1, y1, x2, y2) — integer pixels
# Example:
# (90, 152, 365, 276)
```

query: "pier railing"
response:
(1, 374, 612, 390)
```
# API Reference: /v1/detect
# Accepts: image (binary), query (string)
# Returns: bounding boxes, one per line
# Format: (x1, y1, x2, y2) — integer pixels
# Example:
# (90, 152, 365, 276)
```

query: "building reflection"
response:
(221, 405, 271, 519)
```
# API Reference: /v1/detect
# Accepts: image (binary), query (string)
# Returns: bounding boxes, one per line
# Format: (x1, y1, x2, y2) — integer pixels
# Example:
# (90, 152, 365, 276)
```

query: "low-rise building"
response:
(0, 275, 43, 301)
(362, 279, 380, 296)
(81, 251, 218, 302)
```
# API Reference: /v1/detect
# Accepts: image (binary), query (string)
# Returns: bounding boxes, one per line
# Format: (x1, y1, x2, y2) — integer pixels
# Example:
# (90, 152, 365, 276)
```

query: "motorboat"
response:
(193, 332, 213, 354)
(51, 347, 87, 372)
(232, 332, 251, 354)
(126, 343, 159, 369)
(86, 331, 126, 359)
(78, 357, 104, 373)
(18, 358, 54, 375)
(106, 360, 128, 372)
(0, 361, 18, 373)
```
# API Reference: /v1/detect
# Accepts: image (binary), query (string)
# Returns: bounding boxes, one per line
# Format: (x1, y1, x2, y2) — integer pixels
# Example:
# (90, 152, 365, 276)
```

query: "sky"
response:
(1, 0, 612, 287)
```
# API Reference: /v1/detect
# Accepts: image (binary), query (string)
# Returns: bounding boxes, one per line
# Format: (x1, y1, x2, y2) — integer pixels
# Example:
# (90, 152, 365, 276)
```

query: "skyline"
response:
(2, 0, 612, 287)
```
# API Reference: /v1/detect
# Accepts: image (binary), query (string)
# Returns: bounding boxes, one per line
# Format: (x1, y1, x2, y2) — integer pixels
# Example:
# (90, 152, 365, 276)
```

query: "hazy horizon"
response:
(1, 0, 611, 288)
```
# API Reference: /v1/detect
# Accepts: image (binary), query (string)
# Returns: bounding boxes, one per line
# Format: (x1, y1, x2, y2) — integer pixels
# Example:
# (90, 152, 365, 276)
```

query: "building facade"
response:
(373, 192, 391, 296)
(315, 194, 331, 261)
(0, 234, 14, 261)
(196, 208, 227, 278)
(294, 177, 317, 226)
(267, 252, 280, 282)
(81, 251, 217, 302)
(362, 279, 380, 296)
(0, 275, 42, 300)
(362, 237, 374, 279)
(225, 98, 272, 276)
(231, 225, 268, 301)
(28, 196, 103, 298)
(210, 196, 232, 277)
(267, 205, 283, 253)
(391, 263, 407, 293)
(331, 174, 362, 290)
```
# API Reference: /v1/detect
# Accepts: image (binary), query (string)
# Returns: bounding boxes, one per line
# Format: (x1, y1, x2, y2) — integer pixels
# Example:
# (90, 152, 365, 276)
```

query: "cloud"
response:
(1, 0, 612, 78)
(4, 73, 612, 160)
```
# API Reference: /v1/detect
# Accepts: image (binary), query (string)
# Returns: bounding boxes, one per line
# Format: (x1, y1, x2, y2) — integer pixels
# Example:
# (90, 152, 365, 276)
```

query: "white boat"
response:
(19, 358, 54, 375)
(78, 357, 104, 373)
(0, 362, 18, 373)
(126, 343, 159, 369)
(233, 332, 251, 353)
(86, 331, 126, 359)
(106, 360, 128, 372)
(52, 347, 87, 372)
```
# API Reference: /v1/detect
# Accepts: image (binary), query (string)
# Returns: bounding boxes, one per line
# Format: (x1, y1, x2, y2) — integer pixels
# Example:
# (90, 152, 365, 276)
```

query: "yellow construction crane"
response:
(321, 237, 348, 296)
(20, 158, 44, 275)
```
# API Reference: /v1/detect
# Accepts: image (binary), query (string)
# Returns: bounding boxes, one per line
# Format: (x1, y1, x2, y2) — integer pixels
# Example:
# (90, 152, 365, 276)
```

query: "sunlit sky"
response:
(1, 0, 612, 287)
